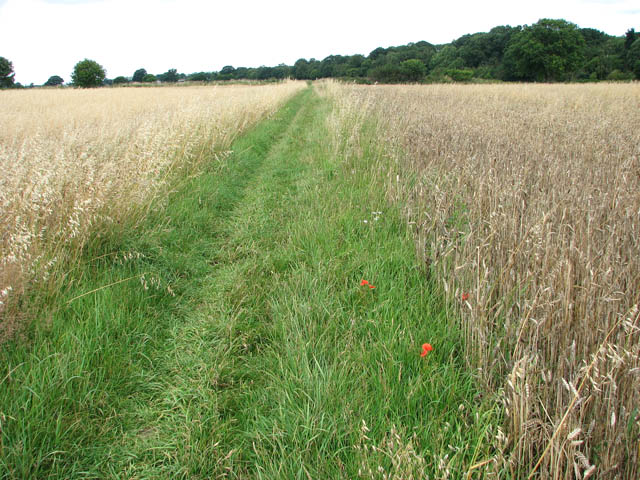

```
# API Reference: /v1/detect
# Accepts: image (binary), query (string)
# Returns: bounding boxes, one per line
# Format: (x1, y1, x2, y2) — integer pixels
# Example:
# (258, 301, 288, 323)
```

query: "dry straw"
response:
(0, 82, 304, 331)
(323, 81, 640, 479)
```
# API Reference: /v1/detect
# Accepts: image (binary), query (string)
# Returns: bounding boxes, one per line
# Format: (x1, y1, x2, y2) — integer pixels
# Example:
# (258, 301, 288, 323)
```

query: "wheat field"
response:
(0, 82, 305, 331)
(324, 82, 640, 479)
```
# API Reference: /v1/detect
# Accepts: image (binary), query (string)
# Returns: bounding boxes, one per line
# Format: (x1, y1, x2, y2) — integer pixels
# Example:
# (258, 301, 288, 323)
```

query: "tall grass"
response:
(0, 82, 304, 333)
(323, 81, 640, 479)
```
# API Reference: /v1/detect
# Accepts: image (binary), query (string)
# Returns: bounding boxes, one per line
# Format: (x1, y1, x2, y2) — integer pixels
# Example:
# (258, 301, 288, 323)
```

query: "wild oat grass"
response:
(0, 82, 304, 332)
(323, 81, 640, 479)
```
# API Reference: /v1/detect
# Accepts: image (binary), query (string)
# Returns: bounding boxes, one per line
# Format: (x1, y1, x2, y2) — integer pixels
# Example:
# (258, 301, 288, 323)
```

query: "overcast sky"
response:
(1, 0, 638, 85)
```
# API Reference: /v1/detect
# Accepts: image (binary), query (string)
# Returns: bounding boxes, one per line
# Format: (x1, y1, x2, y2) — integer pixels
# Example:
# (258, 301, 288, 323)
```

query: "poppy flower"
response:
(461, 293, 470, 302)
(360, 279, 375, 289)
(420, 343, 433, 357)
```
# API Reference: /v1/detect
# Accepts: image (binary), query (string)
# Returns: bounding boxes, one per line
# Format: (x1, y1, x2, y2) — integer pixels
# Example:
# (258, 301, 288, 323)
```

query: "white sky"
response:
(1, 0, 638, 85)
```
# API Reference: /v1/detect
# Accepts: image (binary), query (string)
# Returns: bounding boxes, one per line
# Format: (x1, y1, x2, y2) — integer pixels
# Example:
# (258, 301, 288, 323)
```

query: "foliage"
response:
(113, 76, 128, 85)
(132, 68, 147, 82)
(292, 59, 310, 80)
(445, 69, 474, 82)
(369, 63, 402, 83)
(624, 28, 638, 51)
(628, 38, 640, 79)
(71, 59, 106, 88)
(400, 59, 426, 81)
(504, 19, 586, 81)
(0, 56, 15, 88)
(606, 69, 634, 81)
(44, 75, 64, 87)
(22, 18, 639, 85)
(158, 68, 179, 83)
(187, 71, 210, 82)
(142, 73, 157, 83)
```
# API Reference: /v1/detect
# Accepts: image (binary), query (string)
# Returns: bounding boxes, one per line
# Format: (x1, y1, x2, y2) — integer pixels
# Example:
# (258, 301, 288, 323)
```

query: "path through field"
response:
(1, 87, 495, 478)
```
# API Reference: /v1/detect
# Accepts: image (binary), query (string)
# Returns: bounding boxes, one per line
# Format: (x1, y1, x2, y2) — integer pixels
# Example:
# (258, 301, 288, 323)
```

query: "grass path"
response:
(1, 87, 497, 479)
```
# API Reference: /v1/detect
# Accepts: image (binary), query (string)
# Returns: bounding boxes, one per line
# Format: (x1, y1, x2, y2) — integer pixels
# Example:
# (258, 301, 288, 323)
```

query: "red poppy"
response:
(420, 343, 433, 357)
(360, 279, 375, 289)
(461, 293, 470, 302)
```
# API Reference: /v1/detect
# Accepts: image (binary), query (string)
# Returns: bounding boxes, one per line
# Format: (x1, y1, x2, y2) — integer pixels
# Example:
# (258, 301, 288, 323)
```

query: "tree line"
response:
(1, 19, 639, 88)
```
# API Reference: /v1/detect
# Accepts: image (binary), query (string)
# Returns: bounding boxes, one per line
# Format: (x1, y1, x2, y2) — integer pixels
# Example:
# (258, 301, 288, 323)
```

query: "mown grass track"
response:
(1, 86, 497, 479)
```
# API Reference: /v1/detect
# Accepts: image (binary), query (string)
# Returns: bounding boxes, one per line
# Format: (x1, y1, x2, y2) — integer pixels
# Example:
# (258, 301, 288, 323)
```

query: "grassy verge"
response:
(1, 86, 499, 478)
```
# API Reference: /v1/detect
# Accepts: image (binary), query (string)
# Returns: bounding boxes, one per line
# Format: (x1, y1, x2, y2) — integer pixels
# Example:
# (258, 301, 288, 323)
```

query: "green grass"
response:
(0, 86, 500, 478)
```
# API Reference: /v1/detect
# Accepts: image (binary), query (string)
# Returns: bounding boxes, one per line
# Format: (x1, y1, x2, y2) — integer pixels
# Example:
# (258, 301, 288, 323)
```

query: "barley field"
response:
(0, 82, 304, 330)
(324, 81, 640, 478)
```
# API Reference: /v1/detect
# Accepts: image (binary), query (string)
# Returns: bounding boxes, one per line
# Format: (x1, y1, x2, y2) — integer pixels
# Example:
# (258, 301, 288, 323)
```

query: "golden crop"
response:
(0, 82, 305, 328)
(324, 81, 640, 479)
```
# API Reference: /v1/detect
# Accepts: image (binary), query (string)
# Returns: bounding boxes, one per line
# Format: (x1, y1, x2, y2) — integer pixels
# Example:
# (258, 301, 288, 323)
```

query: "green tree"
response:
(113, 76, 128, 84)
(370, 63, 403, 83)
(142, 73, 156, 83)
(629, 38, 640, 79)
(400, 59, 426, 81)
(218, 65, 235, 80)
(158, 68, 178, 82)
(504, 19, 586, 81)
(0, 56, 15, 88)
(188, 72, 210, 82)
(132, 68, 147, 82)
(445, 69, 475, 82)
(292, 59, 310, 79)
(430, 45, 464, 72)
(44, 75, 64, 86)
(72, 59, 106, 87)
(273, 64, 290, 79)
(624, 28, 638, 51)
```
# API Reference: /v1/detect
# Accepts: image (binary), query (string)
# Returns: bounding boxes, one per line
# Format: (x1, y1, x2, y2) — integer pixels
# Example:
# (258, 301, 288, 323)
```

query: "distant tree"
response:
(583, 53, 623, 80)
(253, 66, 272, 80)
(72, 59, 106, 87)
(239, 67, 255, 79)
(0, 56, 15, 88)
(292, 59, 310, 79)
(504, 19, 585, 81)
(624, 28, 638, 50)
(370, 63, 404, 83)
(307, 59, 321, 79)
(429, 45, 464, 72)
(142, 73, 157, 82)
(445, 69, 475, 82)
(273, 64, 290, 79)
(158, 68, 178, 82)
(218, 65, 236, 80)
(132, 68, 147, 82)
(400, 59, 426, 81)
(113, 76, 128, 84)
(606, 69, 634, 81)
(629, 38, 640, 79)
(369, 47, 388, 62)
(44, 75, 64, 86)
(188, 71, 210, 82)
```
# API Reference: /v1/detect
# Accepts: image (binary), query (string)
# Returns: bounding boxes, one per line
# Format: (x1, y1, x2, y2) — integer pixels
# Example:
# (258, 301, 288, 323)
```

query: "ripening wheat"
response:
(0, 82, 305, 332)
(322, 81, 640, 479)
